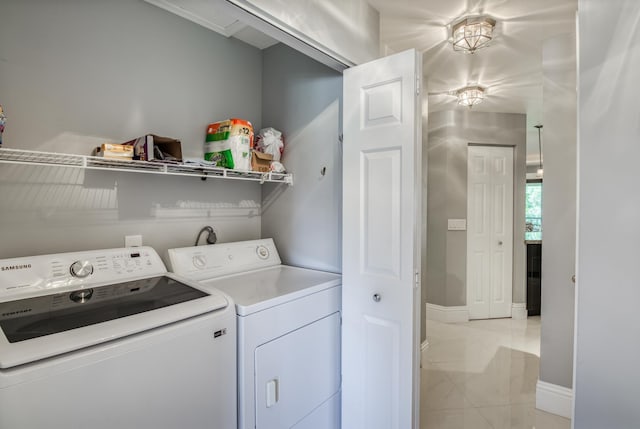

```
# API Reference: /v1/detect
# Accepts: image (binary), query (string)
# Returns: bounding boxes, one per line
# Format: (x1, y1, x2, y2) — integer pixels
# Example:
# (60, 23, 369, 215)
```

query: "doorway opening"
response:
(420, 133, 567, 427)
(526, 179, 543, 317)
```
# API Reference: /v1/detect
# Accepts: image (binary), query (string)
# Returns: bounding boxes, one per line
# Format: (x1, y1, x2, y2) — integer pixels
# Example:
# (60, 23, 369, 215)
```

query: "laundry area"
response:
(5, 0, 625, 427)
(0, 1, 392, 428)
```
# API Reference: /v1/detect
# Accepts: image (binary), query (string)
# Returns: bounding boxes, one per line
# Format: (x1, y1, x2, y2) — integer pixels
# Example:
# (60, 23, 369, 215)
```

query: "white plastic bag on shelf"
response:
(270, 161, 286, 173)
(256, 127, 284, 161)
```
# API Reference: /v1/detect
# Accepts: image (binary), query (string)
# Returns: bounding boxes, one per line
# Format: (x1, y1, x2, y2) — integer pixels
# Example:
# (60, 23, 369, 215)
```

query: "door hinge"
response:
(414, 270, 420, 288)
(416, 76, 420, 96)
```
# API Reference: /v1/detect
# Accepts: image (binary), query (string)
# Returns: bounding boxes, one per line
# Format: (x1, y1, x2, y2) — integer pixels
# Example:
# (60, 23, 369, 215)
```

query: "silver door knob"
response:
(373, 293, 381, 303)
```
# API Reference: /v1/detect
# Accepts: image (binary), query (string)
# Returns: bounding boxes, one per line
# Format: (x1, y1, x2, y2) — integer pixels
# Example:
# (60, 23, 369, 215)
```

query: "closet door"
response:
(467, 145, 514, 319)
(342, 49, 422, 429)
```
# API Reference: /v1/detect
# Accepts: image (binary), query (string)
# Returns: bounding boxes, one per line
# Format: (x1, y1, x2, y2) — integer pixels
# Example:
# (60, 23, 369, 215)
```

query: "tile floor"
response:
(420, 317, 571, 429)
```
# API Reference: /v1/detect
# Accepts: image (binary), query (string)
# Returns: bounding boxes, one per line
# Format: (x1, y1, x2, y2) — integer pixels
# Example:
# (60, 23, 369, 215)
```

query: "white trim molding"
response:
(511, 303, 528, 320)
(536, 380, 573, 419)
(425, 303, 469, 323)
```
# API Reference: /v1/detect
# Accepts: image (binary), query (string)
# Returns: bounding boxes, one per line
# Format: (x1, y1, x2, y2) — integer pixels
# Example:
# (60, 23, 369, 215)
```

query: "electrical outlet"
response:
(125, 235, 143, 247)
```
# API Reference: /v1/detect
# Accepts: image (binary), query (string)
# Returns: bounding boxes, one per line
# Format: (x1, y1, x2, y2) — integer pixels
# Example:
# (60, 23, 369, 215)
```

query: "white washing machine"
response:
(0, 247, 236, 429)
(168, 238, 342, 429)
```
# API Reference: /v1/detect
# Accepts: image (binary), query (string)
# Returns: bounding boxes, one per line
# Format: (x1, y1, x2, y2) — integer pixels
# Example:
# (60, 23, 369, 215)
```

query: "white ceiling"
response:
(367, 0, 577, 164)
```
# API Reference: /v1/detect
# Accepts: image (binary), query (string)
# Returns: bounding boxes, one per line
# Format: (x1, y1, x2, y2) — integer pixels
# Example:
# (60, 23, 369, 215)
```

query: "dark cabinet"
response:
(526, 243, 542, 316)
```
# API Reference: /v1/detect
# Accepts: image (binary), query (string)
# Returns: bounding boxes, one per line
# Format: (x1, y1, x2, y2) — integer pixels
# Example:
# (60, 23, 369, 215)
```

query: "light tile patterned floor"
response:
(421, 317, 571, 429)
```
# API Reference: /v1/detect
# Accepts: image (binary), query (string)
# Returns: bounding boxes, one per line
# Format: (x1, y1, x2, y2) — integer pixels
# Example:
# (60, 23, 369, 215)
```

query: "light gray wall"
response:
(538, 33, 577, 390)
(424, 118, 447, 306)
(229, 0, 379, 66)
(425, 110, 527, 309)
(574, 1, 640, 426)
(0, 0, 263, 261)
(260, 44, 343, 273)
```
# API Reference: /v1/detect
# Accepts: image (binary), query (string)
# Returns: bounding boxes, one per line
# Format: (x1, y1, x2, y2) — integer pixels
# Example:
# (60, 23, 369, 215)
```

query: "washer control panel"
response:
(0, 247, 166, 300)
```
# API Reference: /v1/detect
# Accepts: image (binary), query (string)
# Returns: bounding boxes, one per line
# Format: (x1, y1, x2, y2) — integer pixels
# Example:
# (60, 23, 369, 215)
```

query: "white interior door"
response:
(467, 145, 514, 320)
(342, 49, 422, 429)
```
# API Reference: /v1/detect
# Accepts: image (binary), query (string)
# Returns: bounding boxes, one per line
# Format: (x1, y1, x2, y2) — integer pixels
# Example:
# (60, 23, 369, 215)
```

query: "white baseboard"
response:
(425, 303, 469, 323)
(511, 303, 528, 320)
(536, 380, 573, 419)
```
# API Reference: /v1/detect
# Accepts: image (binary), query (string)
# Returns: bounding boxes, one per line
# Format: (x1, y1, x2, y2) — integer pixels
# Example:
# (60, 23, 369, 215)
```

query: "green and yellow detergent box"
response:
(204, 118, 254, 171)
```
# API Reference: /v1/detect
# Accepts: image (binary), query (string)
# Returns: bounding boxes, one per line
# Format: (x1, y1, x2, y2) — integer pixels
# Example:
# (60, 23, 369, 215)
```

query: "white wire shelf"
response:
(0, 148, 293, 185)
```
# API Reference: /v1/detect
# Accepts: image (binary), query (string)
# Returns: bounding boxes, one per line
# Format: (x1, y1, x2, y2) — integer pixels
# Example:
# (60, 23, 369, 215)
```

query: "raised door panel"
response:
(361, 149, 401, 278)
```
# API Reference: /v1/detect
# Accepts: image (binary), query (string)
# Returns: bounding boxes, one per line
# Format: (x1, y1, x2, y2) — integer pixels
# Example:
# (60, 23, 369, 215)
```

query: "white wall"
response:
(574, 0, 640, 426)
(0, 1, 264, 261)
(260, 44, 343, 273)
(538, 32, 577, 390)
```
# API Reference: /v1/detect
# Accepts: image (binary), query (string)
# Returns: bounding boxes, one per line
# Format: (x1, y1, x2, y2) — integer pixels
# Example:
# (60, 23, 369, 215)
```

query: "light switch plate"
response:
(448, 219, 467, 231)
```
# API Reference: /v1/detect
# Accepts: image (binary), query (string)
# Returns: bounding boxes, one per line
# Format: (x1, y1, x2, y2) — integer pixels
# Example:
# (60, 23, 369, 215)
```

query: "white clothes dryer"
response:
(0, 247, 236, 429)
(168, 238, 342, 429)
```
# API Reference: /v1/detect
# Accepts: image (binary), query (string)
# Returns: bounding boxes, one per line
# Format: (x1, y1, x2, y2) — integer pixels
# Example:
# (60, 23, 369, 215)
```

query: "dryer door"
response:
(255, 312, 341, 428)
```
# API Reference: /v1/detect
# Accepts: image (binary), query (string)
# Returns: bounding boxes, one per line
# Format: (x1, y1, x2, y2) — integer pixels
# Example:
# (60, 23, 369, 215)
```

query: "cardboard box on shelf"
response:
(122, 134, 182, 162)
(251, 150, 272, 172)
(93, 143, 134, 160)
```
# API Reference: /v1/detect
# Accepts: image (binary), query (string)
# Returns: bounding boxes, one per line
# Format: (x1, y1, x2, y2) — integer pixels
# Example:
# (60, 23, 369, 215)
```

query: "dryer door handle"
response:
(266, 378, 279, 408)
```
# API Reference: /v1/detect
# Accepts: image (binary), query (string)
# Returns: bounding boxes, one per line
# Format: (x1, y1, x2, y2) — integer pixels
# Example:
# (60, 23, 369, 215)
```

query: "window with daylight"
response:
(525, 181, 542, 241)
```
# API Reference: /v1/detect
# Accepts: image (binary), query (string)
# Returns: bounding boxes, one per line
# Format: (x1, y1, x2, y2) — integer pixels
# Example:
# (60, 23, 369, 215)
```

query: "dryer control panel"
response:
(0, 247, 166, 300)
(168, 238, 281, 281)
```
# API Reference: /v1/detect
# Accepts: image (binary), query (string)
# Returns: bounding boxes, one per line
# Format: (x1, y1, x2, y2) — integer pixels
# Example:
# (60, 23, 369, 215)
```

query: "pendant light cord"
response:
(535, 125, 543, 171)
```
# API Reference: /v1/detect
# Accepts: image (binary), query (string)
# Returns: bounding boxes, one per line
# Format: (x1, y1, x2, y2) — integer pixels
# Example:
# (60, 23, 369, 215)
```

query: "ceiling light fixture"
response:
(535, 124, 543, 178)
(456, 85, 485, 107)
(452, 16, 496, 54)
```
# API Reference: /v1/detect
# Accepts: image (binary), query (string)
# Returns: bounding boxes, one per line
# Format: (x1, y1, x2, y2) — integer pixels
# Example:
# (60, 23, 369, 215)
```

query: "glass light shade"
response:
(456, 86, 485, 107)
(536, 168, 544, 178)
(452, 17, 496, 53)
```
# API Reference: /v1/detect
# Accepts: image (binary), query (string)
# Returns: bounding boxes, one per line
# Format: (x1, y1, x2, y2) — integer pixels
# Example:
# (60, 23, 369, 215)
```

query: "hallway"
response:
(421, 317, 570, 428)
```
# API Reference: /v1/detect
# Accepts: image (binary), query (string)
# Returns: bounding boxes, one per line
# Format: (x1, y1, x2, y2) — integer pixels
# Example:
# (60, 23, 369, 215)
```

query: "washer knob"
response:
(70, 260, 93, 278)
